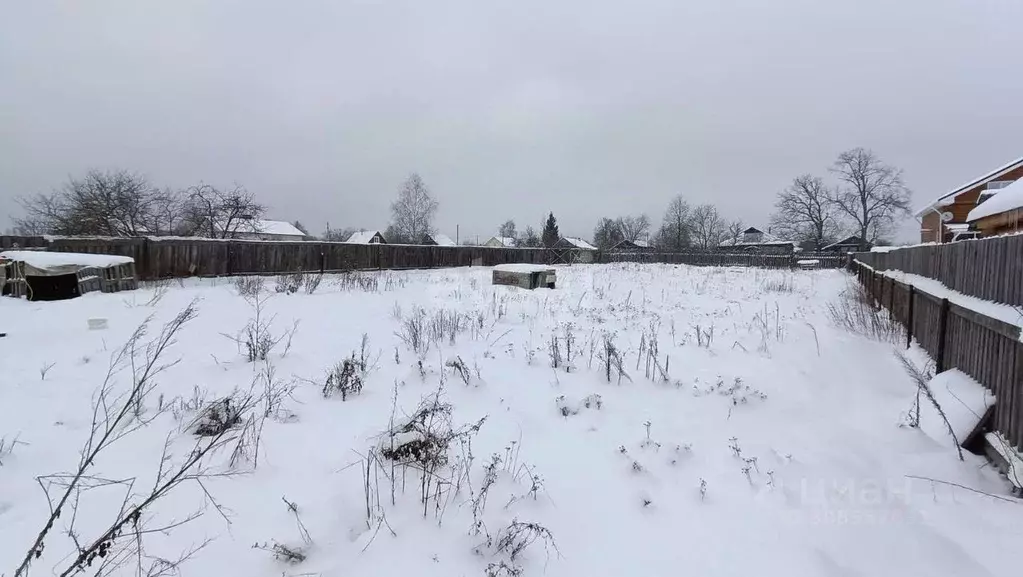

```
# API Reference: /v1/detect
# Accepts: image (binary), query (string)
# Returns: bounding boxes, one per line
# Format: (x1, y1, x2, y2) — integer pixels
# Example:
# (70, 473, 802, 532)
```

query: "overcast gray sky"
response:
(2, 0, 1021, 242)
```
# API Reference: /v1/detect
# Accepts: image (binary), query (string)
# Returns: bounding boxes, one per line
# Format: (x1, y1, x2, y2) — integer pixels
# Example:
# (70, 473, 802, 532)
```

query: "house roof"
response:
(221, 219, 306, 237)
(429, 234, 457, 247)
(967, 178, 1023, 222)
(916, 156, 1023, 217)
(560, 237, 597, 250)
(719, 229, 795, 247)
(344, 230, 383, 244)
(487, 236, 517, 247)
(821, 235, 866, 251)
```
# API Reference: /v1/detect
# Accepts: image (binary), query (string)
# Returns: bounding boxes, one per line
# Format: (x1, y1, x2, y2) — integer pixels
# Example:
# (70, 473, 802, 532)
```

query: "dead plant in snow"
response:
(492, 519, 559, 563)
(597, 332, 630, 384)
(827, 282, 902, 343)
(12, 301, 239, 577)
(274, 273, 304, 294)
(0, 434, 25, 466)
(895, 351, 963, 461)
(223, 291, 299, 362)
(233, 275, 264, 298)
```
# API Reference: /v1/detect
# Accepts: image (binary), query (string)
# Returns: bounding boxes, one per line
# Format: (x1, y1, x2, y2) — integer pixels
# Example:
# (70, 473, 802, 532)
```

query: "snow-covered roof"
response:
(344, 230, 383, 244)
(719, 230, 795, 247)
(560, 237, 597, 250)
(430, 234, 457, 247)
(916, 156, 1023, 217)
(493, 264, 554, 273)
(821, 236, 866, 250)
(634, 240, 650, 249)
(487, 236, 517, 247)
(221, 219, 306, 237)
(967, 178, 1023, 222)
(1, 250, 133, 276)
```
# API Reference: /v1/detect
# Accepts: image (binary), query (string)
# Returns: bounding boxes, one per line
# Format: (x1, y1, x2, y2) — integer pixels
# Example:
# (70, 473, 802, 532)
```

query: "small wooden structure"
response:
(492, 264, 556, 290)
(1, 250, 137, 301)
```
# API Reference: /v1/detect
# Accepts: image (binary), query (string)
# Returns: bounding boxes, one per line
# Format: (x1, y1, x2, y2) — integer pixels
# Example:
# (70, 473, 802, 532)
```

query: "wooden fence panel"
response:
(854, 259, 1023, 451)
(855, 234, 1023, 306)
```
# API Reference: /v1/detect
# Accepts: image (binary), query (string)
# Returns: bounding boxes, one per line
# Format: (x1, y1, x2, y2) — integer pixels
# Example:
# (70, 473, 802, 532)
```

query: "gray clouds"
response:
(3, 0, 1022, 242)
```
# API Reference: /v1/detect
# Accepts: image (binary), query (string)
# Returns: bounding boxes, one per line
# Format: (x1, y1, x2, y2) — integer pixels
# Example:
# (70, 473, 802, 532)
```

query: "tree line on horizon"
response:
(8, 148, 911, 251)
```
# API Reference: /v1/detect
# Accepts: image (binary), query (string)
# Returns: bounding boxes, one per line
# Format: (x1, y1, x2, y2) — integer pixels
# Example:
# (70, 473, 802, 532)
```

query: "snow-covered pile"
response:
(1, 264, 1019, 577)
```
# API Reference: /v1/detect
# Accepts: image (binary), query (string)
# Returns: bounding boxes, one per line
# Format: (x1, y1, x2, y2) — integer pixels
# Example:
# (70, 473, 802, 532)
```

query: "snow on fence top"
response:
(0, 250, 134, 273)
(967, 178, 1023, 222)
(492, 263, 554, 273)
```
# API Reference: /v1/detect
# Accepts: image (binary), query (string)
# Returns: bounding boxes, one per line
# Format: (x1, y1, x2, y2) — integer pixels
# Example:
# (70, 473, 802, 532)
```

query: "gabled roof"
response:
(821, 235, 867, 251)
(916, 156, 1023, 217)
(968, 178, 1023, 222)
(219, 219, 306, 237)
(429, 233, 457, 247)
(487, 236, 517, 247)
(634, 239, 650, 248)
(344, 230, 384, 244)
(560, 237, 597, 250)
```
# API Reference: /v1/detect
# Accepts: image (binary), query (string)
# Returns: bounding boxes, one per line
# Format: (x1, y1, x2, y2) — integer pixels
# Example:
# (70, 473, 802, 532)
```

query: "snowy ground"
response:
(1, 264, 1019, 577)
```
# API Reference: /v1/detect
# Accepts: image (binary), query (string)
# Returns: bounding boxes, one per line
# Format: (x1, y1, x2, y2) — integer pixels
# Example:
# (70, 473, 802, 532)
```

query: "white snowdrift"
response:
(918, 369, 994, 446)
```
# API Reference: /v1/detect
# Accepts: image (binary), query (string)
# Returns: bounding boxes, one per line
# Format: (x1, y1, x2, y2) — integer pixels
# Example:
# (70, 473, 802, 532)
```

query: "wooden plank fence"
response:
(0, 236, 552, 280)
(598, 251, 848, 269)
(1, 236, 850, 279)
(852, 260, 1023, 452)
(855, 234, 1023, 307)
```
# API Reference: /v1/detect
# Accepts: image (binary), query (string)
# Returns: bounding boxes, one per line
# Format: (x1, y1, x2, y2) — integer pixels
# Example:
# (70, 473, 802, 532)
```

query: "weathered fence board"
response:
(598, 251, 848, 269)
(853, 259, 1023, 450)
(855, 235, 1023, 307)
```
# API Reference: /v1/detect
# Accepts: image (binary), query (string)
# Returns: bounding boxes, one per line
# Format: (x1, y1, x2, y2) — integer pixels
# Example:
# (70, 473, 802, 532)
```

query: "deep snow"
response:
(1, 264, 1020, 577)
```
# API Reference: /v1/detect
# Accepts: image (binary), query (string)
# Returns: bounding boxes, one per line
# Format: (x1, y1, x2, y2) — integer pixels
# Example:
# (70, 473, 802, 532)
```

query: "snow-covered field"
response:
(1, 264, 1019, 577)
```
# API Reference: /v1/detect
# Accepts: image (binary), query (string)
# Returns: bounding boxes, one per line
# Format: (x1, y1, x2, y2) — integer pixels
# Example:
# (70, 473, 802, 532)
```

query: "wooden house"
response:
(344, 230, 386, 244)
(718, 227, 796, 255)
(967, 178, 1023, 237)
(916, 156, 1023, 243)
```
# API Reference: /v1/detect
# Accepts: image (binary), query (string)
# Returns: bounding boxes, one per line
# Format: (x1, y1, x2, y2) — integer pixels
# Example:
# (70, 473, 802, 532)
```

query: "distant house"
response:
(484, 236, 517, 248)
(967, 178, 1023, 237)
(611, 239, 654, 252)
(217, 218, 307, 241)
(421, 233, 457, 247)
(344, 230, 386, 244)
(821, 235, 871, 253)
(718, 227, 796, 255)
(916, 156, 1023, 243)
(555, 237, 598, 263)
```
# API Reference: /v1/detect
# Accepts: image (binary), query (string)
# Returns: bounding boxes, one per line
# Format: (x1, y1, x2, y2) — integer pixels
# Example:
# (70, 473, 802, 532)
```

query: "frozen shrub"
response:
(761, 276, 794, 293)
(234, 276, 264, 298)
(485, 562, 523, 577)
(253, 541, 306, 564)
(274, 273, 304, 294)
(303, 273, 324, 294)
(191, 397, 243, 437)
(396, 306, 430, 356)
(494, 520, 559, 563)
(827, 282, 902, 343)
(323, 358, 364, 401)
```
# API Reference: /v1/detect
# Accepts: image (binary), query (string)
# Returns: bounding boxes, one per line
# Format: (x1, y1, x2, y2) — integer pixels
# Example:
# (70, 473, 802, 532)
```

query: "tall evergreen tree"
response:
(541, 212, 560, 247)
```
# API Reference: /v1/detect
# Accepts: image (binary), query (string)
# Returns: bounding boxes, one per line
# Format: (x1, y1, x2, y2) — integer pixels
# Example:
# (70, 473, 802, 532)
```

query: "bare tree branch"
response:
(770, 174, 842, 249)
(386, 173, 438, 244)
(829, 148, 912, 246)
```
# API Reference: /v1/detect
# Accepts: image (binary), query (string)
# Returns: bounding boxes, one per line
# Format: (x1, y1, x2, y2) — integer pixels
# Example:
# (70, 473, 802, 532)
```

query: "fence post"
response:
(905, 284, 914, 348)
(319, 248, 325, 274)
(936, 298, 950, 372)
(888, 276, 895, 313)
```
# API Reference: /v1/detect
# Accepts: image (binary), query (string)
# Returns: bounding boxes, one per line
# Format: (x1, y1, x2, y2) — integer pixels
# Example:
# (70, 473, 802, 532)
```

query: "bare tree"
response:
(498, 220, 517, 240)
(323, 223, 357, 241)
(830, 148, 912, 246)
(616, 215, 651, 242)
(725, 219, 745, 246)
(16, 170, 180, 236)
(769, 175, 841, 250)
(180, 183, 265, 238)
(387, 173, 438, 244)
(517, 226, 541, 248)
(292, 221, 309, 236)
(592, 217, 624, 250)
(657, 194, 692, 251)
(690, 204, 725, 249)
